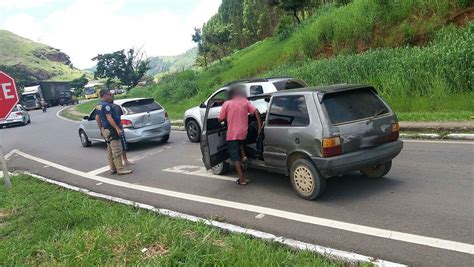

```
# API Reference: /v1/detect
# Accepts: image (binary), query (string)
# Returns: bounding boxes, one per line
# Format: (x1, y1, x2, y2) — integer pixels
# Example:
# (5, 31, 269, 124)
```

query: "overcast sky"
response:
(0, 0, 221, 69)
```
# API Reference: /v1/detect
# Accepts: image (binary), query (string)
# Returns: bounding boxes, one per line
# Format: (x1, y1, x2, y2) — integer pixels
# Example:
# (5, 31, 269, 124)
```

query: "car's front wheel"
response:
(79, 130, 92, 147)
(290, 159, 326, 200)
(161, 134, 170, 143)
(186, 119, 201, 143)
(211, 162, 230, 175)
(360, 161, 392, 179)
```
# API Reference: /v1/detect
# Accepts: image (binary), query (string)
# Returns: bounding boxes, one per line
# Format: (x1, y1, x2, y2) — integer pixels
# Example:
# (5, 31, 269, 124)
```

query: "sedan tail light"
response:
(390, 122, 400, 141)
(322, 137, 343, 158)
(165, 112, 169, 119)
(121, 119, 133, 128)
(16, 112, 22, 116)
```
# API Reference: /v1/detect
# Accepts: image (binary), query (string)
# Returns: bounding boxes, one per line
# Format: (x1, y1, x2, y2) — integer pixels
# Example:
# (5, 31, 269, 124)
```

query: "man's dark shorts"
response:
(227, 140, 243, 162)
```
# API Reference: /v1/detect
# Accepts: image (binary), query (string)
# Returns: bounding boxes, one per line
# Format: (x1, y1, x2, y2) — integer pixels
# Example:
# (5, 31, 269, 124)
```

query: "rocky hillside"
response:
(0, 30, 85, 87)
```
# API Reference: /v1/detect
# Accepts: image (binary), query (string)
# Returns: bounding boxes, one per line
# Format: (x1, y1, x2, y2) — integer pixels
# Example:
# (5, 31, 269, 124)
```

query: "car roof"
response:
(271, 84, 374, 96)
(113, 98, 152, 105)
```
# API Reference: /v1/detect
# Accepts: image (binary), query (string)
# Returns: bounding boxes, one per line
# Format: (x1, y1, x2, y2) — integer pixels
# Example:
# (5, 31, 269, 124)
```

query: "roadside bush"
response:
(276, 16, 296, 40)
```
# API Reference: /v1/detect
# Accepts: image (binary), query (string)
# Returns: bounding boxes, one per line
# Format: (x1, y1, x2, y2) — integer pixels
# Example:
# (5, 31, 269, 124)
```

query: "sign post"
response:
(0, 71, 20, 188)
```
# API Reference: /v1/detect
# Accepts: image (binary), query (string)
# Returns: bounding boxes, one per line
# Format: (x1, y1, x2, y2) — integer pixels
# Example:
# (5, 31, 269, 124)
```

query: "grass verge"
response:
(0, 174, 343, 266)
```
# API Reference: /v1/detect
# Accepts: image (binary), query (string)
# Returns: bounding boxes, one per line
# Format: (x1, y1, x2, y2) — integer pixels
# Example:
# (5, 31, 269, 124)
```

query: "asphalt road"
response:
(1, 106, 473, 266)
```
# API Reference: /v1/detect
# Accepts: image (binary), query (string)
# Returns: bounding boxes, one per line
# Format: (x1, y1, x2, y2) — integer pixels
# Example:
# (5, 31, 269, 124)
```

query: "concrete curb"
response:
(13, 171, 406, 267)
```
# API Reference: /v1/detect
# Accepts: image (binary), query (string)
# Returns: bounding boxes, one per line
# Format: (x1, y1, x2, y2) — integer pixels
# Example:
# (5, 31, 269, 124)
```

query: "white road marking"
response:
(26, 172, 404, 266)
(43, 165, 50, 168)
(163, 165, 235, 182)
(11, 149, 474, 255)
(403, 139, 474, 145)
(96, 182, 103, 186)
(5, 149, 18, 160)
(255, 213, 265, 219)
(88, 166, 110, 176)
(55, 106, 80, 124)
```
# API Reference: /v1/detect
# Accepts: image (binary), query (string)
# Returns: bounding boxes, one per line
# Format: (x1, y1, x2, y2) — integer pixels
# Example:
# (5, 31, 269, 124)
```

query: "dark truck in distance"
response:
(201, 84, 403, 200)
(21, 81, 72, 109)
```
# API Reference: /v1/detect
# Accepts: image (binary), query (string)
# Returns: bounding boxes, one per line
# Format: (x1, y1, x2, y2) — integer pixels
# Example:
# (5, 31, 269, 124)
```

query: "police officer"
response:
(95, 89, 132, 175)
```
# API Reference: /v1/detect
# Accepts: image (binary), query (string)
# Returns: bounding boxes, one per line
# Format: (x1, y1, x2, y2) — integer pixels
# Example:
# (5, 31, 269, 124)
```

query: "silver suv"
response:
(183, 77, 307, 142)
(200, 84, 403, 200)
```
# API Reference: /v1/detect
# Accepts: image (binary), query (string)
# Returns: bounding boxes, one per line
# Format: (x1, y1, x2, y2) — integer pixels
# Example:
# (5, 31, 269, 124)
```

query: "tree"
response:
(70, 74, 88, 96)
(192, 27, 210, 68)
(269, 0, 312, 23)
(92, 48, 150, 89)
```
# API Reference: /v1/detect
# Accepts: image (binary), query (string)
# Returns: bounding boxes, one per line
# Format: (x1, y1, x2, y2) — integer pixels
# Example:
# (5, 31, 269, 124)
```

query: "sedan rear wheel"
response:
(186, 119, 201, 143)
(290, 159, 326, 200)
(79, 130, 92, 147)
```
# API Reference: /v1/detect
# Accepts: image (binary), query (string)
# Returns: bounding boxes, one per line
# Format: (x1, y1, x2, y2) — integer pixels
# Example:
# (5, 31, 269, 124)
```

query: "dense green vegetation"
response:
(0, 175, 342, 266)
(128, 0, 473, 121)
(0, 30, 85, 87)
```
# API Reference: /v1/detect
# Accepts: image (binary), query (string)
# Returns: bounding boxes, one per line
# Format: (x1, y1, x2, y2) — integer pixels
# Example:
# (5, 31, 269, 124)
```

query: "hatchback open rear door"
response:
(200, 97, 228, 170)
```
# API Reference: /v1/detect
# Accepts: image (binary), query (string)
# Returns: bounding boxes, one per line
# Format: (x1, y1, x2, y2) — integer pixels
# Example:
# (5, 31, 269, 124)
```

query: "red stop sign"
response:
(0, 71, 19, 120)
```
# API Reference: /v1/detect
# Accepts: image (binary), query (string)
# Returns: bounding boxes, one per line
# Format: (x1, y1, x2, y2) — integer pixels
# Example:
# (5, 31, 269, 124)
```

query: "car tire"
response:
(290, 159, 326, 200)
(161, 134, 170, 143)
(360, 161, 392, 179)
(186, 119, 201, 143)
(211, 162, 230, 175)
(79, 130, 92, 147)
(27, 118, 31, 124)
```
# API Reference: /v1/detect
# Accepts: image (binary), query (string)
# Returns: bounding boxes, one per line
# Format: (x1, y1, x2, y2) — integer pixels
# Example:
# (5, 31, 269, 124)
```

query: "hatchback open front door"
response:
(200, 95, 229, 170)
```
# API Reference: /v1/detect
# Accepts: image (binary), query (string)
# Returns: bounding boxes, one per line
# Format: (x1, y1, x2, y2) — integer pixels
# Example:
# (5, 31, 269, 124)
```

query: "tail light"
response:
(165, 112, 169, 119)
(389, 122, 400, 141)
(121, 119, 133, 128)
(16, 112, 22, 116)
(322, 137, 343, 157)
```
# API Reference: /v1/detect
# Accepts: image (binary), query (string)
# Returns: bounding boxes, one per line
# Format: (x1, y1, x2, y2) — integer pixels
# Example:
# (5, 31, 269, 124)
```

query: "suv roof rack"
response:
(223, 78, 269, 86)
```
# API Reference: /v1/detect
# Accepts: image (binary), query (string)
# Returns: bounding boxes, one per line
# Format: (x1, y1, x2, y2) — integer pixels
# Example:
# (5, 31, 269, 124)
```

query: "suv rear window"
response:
(122, 99, 162, 114)
(322, 88, 389, 125)
(268, 95, 309, 126)
(273, 80, 307, 91)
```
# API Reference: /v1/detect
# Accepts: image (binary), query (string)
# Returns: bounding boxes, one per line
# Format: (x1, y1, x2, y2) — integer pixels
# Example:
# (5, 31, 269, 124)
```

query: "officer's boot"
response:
(114, 158, 132, 175)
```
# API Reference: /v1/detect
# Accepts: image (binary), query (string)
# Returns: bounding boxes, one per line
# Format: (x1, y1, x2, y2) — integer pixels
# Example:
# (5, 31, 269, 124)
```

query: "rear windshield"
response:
(22, 95, 36, 101)
(273, 80, 307, 91)
(122, 99, 162, 114)
(322, 88, 390, 125)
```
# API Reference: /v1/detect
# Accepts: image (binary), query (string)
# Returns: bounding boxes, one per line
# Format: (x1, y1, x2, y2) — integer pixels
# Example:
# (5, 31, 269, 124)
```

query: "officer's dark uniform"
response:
(96, 100, 129, 174)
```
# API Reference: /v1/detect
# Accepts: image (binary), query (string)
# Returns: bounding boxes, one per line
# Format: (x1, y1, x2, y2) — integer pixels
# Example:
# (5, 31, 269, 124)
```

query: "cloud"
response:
(1, 0, 221, 69)
(0, 0, 55, 9)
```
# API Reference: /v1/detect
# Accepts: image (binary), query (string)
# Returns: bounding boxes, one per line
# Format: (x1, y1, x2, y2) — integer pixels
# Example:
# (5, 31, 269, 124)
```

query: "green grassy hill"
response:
(0, 30, 85, 87)
(130, 0, 473, 121)
(147, 47, 198, 77)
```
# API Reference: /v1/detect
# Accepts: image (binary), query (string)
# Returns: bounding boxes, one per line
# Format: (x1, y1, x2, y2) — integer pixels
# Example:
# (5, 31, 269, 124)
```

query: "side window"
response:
(250, 85, 264, 96)
(89, 109, 97, 121)
(267, 95, 310, 126)
(209, 90, 228, 108)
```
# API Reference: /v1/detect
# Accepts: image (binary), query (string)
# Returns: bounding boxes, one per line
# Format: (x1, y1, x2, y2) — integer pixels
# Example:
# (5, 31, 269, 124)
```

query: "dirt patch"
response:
(448, 7, 474, 27)
(314, 42, 334, 59)
(144, 243, 169, 258)
(356, 40, 369, 53)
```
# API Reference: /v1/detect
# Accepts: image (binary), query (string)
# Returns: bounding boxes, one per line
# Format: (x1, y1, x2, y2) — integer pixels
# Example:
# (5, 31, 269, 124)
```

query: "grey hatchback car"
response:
(201, 84, 403, 200)
(79, 98, 171, 147)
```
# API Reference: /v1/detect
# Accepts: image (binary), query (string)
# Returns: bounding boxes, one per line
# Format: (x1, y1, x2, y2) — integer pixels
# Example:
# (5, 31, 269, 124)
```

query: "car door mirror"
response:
(199, 102, 206, 108)
(83, 116, 89, 120)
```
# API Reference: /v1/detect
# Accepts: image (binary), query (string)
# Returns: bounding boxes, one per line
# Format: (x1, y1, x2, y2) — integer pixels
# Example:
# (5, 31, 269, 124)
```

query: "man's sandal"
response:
(236, 179, 249, 186)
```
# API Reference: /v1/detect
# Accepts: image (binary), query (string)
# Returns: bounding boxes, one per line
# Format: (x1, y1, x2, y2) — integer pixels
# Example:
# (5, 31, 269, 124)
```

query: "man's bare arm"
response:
(95, 114, 102, 129)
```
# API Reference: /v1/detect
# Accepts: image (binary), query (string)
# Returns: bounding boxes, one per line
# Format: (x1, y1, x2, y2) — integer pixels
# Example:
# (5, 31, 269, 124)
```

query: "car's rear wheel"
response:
(360, 161, 392, 179)
(186, 119, 200, 143)
(290, 159, 326, 200)
(211, 162, 230, 175)
(79, 130, 92, 147)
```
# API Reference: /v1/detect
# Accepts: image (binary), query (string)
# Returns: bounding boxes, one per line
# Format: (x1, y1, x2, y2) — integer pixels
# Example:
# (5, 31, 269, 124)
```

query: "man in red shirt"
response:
(219, 85, 262, 185)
